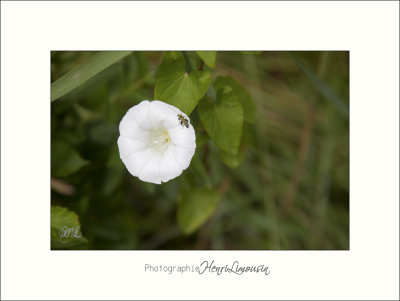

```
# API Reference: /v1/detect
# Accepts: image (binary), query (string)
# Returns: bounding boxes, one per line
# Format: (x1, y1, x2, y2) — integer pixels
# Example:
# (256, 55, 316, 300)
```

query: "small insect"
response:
(177, 114, 189, 128)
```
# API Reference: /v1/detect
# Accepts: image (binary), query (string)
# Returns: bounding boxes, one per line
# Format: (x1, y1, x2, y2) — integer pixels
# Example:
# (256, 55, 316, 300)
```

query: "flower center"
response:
(149, 128, 171, 153)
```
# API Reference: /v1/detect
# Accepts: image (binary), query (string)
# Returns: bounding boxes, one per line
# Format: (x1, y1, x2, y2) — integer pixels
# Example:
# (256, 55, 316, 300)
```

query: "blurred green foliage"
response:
(51, 51, 349, 250)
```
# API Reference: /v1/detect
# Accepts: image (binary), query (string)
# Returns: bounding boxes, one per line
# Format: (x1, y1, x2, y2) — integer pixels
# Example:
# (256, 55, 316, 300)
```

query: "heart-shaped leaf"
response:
(177, 187, 220, 235)
(214, 76, 256, 123)
(51, 206, 87, 249)
(196, 51, 217, 68)
(220, 149, 245, 169)
(154, 51, 211, 115)
(198, 91, 243, 154)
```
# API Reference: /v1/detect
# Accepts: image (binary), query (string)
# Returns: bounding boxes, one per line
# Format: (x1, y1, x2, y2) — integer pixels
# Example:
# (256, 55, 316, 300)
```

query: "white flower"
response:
(117, 100, 196, 184)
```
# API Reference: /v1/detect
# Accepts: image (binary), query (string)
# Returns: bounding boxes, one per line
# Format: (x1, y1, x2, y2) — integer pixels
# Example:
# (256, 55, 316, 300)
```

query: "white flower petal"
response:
(139, 155, 162, 184)
(149, 101, 176, 129)
(119, 114, 149, 144)
(168, 124, 196, 149)
(121, 148, 158, 177)
(125, 100, 153, 130)
(171, 144, 196, 170)
(159, 146, 183, 182)
(169, 105, 186, 117)
(117, 136, 147, 159)
(161, 109, 181, 129)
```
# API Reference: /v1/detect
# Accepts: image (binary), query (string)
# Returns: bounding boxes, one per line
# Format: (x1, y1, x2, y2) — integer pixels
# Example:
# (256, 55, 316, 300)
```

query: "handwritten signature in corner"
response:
(59, 226, 82, 243)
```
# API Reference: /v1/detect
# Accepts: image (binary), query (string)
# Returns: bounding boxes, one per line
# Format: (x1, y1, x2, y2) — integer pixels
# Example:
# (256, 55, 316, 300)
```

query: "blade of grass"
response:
(288, 52, 349, 118)
(51, 51, 132, 101)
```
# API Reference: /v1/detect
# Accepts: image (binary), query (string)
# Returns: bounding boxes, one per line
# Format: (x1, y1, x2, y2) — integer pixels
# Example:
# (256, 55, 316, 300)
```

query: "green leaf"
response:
(177, 187, 220, 235)
(154, 51, 211, 115)
(51, 51, 132, 101)
(220, 150, 245, 169)
(198, 92, 243, 154)
(51, 141, 89, 177)
(214, 76, 256, 123)
(51, 206, 87, 249)
(196, 51, 217, 68)
(189, 153, 212, 188)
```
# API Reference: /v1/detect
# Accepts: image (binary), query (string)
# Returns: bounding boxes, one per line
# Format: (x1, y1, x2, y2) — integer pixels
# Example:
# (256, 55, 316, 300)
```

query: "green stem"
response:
(182, 51, 194, 73)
